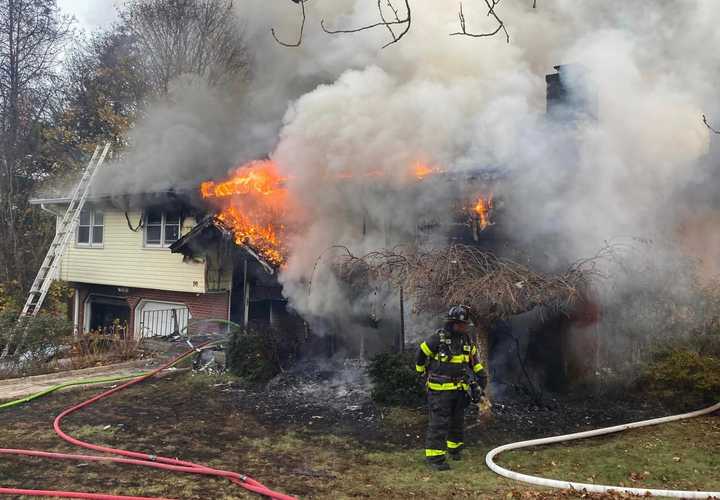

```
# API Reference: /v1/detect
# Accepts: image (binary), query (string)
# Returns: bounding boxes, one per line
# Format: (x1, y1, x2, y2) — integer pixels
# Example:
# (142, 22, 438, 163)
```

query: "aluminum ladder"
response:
(0, 143, 110, 359)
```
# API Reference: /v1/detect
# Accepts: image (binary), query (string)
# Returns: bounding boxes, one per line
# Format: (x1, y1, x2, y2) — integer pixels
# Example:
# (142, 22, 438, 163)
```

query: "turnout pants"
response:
(425, 389, 466, 462)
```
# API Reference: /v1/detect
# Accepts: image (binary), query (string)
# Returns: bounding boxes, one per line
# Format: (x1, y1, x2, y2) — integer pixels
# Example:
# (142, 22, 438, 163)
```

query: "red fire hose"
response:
(0, 342, 298, 500)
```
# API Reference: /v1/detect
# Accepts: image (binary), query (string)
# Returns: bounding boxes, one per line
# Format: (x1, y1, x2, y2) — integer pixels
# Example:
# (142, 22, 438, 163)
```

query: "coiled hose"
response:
(486, 401, 720, 498)
(0, 339, 297, 500)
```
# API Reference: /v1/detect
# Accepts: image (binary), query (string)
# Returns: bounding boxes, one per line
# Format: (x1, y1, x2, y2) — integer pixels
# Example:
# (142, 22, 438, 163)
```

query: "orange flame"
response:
(200, 159, 449, 265)
(413, 162, 443, 180)
(201, 160, 288, 266)
(473, 193, 494, 230)
(201, 160, 286, 198)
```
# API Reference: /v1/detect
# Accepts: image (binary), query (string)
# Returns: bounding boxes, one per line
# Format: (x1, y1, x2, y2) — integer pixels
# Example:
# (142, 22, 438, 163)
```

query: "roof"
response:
(29, 187, 203, 213)
(170, 215, 276, 275)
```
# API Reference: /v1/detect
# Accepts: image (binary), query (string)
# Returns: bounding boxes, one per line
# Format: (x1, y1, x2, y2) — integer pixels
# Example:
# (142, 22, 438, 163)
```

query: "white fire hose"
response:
(486, 401, 720, 498)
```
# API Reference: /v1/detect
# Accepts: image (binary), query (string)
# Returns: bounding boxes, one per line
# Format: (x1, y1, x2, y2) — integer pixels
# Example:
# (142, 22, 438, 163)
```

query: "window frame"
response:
(143, 209, 182, 249)
(76, 208, 104, 248)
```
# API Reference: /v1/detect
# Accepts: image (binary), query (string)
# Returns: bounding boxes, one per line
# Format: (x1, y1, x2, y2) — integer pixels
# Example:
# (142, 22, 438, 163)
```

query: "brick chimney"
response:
(546, 64, 597, 122)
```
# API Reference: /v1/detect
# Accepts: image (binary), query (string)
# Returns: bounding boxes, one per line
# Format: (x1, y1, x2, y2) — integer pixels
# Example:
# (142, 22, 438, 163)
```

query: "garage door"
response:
(135, 301, 190, 338)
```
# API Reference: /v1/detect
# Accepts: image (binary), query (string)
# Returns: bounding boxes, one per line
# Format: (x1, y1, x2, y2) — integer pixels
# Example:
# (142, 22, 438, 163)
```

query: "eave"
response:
(170, 216, 276, 275)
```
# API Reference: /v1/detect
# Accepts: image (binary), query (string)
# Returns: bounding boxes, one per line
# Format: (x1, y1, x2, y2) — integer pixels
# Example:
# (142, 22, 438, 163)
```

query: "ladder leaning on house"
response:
(0, 143, 111, 360)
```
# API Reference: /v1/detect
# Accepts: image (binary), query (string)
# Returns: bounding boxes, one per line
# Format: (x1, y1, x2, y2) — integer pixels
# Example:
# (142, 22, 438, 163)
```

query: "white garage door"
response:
(135, 301, 190, 338)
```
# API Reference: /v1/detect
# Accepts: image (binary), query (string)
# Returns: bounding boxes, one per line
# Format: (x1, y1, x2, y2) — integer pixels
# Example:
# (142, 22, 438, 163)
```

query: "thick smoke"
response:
(103, 1, 720, 346)
(101, 76, 249, 194)
(251, 1, 717, 341)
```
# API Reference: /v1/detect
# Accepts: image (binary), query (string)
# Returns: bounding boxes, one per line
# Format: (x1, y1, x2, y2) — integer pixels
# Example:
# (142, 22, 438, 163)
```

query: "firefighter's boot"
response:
(426, 458, 451, 471)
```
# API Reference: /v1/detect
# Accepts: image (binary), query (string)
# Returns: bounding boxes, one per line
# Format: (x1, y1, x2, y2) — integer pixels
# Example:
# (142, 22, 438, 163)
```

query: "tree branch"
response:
(272, 0, 307, 48)
(321, 0, 411, 49)
(703, 114, 720, 135)
(450, 0, 509, 43)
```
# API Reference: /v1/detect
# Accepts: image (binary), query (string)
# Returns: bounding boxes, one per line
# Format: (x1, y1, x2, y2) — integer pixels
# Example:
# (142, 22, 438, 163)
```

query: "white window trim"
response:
(143, 210, 181, 249)
(76, 209, 104, 248)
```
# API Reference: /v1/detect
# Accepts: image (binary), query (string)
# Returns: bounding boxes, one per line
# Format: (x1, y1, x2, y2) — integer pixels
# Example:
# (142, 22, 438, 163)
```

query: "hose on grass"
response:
(0, 332, 298, 500)
(0, 318, 237, 411)
(486, 400, 720, 498)
(0, 372, 148, 411)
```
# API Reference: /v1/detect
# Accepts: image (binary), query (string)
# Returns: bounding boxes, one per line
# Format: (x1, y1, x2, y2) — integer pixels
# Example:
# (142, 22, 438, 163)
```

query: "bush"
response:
(640, 332, 720, 408)
(227, 329, 280, 382)
(0, 309, 72, 357)
(367, 351, 426, 407)
(70, 325, 139, 369)
(0, 310, 73, 377)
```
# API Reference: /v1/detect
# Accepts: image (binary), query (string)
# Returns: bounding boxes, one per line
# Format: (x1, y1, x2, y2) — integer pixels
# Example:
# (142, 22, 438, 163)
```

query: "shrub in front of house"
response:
(0, 310, 73, 376)
(0, 310, 72, 355)
(367, 351, 426, 407)
(640, 331, 720, 409)
(70, 323, 140, 369)
(227, 328, 280, 383)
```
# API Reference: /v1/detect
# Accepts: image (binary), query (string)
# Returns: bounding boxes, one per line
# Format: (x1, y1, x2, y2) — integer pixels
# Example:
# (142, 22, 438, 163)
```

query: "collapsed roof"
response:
(169, 215, 276, 275)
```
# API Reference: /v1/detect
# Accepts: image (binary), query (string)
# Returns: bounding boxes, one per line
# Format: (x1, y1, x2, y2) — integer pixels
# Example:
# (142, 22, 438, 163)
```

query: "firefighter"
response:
(416, 305, 487, 470)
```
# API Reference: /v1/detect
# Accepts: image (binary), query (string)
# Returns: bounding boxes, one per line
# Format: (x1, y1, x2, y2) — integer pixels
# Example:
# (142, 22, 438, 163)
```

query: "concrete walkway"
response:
(0, 358, 163, 401)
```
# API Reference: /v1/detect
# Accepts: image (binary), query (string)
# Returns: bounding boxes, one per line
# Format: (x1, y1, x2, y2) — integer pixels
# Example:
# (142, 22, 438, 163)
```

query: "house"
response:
(29, 189, 292, 338)
(27, 65, 598, 394)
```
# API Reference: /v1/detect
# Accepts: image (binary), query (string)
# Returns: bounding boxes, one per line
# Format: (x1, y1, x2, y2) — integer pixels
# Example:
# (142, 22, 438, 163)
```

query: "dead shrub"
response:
(326, 244, 607, 322)
(70, 322, 139, 369)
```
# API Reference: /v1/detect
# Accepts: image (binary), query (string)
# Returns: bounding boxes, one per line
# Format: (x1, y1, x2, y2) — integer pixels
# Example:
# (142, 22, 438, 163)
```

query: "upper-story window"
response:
(77, 209, 104, 247)
(144, 209, 182, 248)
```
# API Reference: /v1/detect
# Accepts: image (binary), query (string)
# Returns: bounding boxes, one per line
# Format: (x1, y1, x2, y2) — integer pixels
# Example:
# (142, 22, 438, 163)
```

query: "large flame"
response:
(473, 193, 494, 230)
(199, 159, 449, 265)
(201, 160, 288, 266)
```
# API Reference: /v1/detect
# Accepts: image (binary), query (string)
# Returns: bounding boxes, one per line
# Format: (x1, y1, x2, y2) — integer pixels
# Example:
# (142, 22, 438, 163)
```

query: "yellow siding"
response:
(59, 210, 207, 293)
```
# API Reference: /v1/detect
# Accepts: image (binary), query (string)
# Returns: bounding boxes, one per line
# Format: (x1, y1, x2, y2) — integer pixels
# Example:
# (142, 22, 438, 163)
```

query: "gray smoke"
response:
(261, 1, 715, 336)
(100, 1, 720, 345)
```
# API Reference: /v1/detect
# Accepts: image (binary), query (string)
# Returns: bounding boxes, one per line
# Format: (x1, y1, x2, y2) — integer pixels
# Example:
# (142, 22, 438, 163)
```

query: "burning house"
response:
(28, 185, 295, 338)
(29, 63, 601, 398)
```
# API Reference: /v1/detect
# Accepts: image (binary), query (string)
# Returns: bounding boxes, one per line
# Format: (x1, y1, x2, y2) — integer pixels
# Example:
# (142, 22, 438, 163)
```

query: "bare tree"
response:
(321, 243, 610, 322)
(0, 0, 70, 295)
(122, 0, 248, 93)
(278, 0, 538, 49)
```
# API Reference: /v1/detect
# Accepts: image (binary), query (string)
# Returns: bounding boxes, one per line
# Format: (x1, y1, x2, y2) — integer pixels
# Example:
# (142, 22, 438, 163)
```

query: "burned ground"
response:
(0, 368, 717, 499)
(230, 357, 673, 450)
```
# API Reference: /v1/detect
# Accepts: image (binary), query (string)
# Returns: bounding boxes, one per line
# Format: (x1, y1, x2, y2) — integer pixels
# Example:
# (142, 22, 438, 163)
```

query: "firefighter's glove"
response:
(469, 381, 483, 404)
(476, 372, 488, 391)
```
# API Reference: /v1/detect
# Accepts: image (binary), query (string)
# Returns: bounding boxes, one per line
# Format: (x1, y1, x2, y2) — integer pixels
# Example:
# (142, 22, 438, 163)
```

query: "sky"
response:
(57, 0, 120, 32)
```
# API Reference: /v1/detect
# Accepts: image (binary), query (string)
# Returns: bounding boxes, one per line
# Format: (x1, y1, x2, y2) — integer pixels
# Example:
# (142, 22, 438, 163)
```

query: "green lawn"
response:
(499, 416, 720, 494)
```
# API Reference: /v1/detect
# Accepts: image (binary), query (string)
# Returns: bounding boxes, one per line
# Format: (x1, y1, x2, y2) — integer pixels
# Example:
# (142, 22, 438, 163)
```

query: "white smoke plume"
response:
(236, 1, 716, 338)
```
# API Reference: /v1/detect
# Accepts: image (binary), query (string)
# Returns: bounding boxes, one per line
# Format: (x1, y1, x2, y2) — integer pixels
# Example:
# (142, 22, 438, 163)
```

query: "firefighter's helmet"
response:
(446, 305, 471, 324)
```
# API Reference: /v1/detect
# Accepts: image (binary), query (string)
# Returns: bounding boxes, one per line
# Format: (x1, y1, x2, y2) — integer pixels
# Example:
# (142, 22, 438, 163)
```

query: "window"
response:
(77, 209, 104, 247)
(144, 209, 182, 248)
